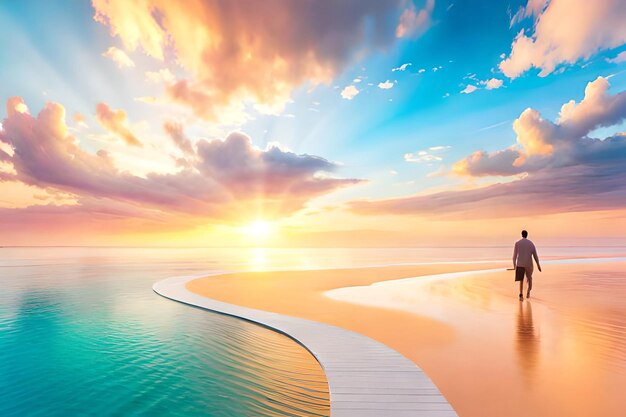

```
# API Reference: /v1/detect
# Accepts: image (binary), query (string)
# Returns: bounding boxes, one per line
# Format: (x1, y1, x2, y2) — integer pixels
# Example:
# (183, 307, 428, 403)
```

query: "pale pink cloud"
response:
(607, 51, 626, 64)
(95, 102, 142, 147)
(500, 0, 626, 78)
(0, 98, 362, 226)
(396, 0, 435, 38)
(509, 0, 549, 26)
(163, 121, 194, 155)
(482, 78, 503, 90)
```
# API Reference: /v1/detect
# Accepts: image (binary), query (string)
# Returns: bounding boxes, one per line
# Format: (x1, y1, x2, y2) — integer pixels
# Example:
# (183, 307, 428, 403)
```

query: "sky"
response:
(1, 0, 626, 247)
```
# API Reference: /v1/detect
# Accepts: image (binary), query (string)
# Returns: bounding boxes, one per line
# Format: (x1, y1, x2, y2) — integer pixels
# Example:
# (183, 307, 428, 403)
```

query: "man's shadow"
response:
(516, 301, 540, 384)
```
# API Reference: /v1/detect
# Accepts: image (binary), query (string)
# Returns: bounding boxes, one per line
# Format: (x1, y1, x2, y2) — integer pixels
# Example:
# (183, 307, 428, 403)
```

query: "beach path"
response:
(154, 274, 458, 417)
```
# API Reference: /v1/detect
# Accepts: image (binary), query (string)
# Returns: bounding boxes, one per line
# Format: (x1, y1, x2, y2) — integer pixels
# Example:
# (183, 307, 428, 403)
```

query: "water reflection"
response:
(516, 301, 539, 384)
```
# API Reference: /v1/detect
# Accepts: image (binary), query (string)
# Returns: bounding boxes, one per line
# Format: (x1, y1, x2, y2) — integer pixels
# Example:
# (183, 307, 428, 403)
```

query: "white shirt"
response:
(513, 238, 539, 268)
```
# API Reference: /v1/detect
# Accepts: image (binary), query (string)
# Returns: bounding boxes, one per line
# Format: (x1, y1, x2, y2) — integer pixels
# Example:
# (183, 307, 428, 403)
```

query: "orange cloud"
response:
(92, 0, 431, 120)
(73, 112, 88, 128)
(95, 102, 142, 147)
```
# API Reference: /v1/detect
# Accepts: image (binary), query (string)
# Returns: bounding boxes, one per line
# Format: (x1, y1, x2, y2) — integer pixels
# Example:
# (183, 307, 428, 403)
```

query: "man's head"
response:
(521, 230, 528, 238)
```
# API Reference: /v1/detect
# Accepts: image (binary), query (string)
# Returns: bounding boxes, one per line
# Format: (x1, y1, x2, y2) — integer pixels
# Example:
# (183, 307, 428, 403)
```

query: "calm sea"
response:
(1, 246, 625, 416)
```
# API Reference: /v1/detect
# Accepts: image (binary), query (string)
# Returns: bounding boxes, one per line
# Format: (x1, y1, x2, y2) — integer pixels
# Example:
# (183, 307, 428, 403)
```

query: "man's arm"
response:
(533, 245, 541, 272)
(512, 242, 518, 268)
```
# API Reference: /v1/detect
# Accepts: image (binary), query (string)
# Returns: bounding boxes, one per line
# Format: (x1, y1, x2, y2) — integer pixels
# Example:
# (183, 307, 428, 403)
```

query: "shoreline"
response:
(185, 255, 626, 417)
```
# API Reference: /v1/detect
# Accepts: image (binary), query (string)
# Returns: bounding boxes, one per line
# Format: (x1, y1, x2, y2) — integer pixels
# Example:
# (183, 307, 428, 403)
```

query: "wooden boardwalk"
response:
(153, 275, 458, 417)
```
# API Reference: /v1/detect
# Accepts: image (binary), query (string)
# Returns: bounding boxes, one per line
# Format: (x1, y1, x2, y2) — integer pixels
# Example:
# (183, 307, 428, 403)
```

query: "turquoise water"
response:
(2, 246, 626, 416)
(0, 248, 329, 417)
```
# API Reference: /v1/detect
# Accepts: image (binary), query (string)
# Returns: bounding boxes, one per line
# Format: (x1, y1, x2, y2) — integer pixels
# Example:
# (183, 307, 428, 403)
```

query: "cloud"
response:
(509, 0, 548, 26)
(482, 78, 504, 90)
(341, 85, 360, 100)
(500, 0, 626, 78)
(0, 98, 361, 226)
(452, 148, 525, 176)
(607, 51, 626, 64)
(455, 76, 626, 176)
(145, 68, 175, 84)
(396, 0, 435, 38)
(350, 159, 626, 218)
(404, 146, 450, 163)
(378, 80, 395, 90)
(95, 102, 142, 147)
(102, 46, 135, 68)
(461, 85, 478, 94)
(92, 0, 431, 120)
(163, 121, 194, 155)
(73, 112, 89, 128)
(350, 77, 626, 217)
(392, 63, 412, 72)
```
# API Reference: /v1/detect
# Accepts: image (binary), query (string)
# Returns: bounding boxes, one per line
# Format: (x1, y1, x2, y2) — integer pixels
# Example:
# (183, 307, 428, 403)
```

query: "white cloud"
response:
(392, 63, 412, 72)
(341, 85, 360, 100)
(500, 0, 626, 79)
(607, 51, 626, 64)
(102, 46, 135, 68)
(404, 146, 451, 163)
(461, 85, 478, 94)
(353, 78, 362, 83)
(145, 68, 175, 84)
(482, 78, 504, 90)
(378, 80, 395, 90)
(418, 68, 426, 73)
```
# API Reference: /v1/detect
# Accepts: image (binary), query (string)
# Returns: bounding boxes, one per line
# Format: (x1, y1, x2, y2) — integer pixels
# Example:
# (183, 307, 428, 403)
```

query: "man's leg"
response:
(526, 268, 533, 298)
(519, 278, 524, 300)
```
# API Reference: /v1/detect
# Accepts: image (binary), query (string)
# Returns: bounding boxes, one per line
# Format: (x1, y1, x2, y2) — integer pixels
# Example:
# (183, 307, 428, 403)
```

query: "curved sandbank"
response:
(154, 275, 458, 417)
(181, 256, 626, 417)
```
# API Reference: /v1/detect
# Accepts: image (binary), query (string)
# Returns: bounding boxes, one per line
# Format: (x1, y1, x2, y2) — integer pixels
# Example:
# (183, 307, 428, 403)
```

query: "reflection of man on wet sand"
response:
(513, 230, 542, 301)
(516, 301, 539, 380)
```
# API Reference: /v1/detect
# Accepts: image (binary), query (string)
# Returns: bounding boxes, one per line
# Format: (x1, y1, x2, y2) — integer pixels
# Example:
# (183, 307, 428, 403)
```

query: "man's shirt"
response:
(513, 238, 538, 268)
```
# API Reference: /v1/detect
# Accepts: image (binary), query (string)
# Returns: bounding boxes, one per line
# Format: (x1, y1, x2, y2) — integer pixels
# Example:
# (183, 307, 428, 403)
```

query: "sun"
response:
(241, 220, 273, 239)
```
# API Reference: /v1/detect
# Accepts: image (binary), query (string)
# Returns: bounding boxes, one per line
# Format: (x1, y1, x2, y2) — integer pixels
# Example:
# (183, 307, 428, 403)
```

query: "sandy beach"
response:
(187, 258, 626, 417)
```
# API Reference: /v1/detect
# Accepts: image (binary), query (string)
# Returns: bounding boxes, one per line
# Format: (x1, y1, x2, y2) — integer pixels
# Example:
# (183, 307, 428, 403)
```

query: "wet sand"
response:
(187, 259, 626, 417)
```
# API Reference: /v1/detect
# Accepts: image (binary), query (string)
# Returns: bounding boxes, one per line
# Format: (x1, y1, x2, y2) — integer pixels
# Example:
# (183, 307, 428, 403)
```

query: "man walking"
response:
(513, 230, 541, 300)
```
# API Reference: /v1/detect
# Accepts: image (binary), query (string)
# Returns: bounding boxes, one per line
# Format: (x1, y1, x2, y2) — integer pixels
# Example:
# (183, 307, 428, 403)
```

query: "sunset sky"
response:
(1, 0, 626, 247)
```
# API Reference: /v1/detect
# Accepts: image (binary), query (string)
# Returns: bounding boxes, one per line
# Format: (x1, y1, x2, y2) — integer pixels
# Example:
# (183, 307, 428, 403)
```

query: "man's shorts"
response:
(524, 263, 534, 279)
(515, 264, 534, 281)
